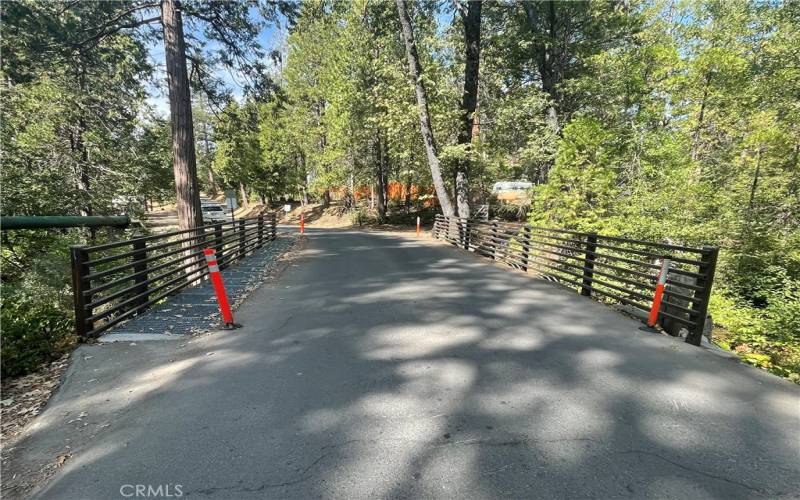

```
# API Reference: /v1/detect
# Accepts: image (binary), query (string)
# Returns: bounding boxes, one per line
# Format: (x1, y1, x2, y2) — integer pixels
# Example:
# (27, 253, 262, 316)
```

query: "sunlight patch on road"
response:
(363, 325, 483, 360)
(395, 360, 477, 399)
(479, 330, 546, 351)
(342, 280, 467, 304)
(575, 349, 624, 370)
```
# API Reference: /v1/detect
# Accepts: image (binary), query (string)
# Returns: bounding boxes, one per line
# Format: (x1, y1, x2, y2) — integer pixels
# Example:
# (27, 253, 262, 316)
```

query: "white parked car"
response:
(201, 204, 228, 223)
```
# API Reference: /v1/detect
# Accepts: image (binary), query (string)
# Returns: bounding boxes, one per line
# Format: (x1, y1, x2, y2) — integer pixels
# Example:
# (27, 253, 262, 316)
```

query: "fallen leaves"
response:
(56, 453, 71, 467)
(1, 354, 71, 451)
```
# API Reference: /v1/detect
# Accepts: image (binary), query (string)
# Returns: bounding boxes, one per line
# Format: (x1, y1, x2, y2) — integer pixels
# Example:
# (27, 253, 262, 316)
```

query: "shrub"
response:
(709, 286, 800, 382)
(1, 286, 76, 377)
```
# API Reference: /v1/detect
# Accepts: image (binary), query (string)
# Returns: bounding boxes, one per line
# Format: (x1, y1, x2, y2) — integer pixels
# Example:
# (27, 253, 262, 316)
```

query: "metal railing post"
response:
(685, 246, 719, 346)
(581, 233, 597, 296)
(446, 216, 455, 245)
(491, 221, 499, 260)
(238, 219, 246, 259)
(70, 246, 91, 337)
(521, 226, 531, 272)
(257, 213, 264, 248)
(132, 239, 148, 309)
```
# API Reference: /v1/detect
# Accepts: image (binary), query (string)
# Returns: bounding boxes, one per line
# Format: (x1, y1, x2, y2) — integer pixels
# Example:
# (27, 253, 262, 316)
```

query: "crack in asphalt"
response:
(614, 449, 776, 495)
(308, 436, 779, 496)
(182, 452, 331, 496)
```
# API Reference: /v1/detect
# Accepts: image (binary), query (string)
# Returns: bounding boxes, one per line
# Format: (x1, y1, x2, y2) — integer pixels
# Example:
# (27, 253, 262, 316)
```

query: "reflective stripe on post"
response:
(204, 248, 235, 327)
(647, 258, 671, 328)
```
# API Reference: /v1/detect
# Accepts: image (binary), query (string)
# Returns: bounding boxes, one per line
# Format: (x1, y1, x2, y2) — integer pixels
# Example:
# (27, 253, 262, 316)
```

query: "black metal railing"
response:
(70, 213, 277, 338)
(433, 215, 718, 345)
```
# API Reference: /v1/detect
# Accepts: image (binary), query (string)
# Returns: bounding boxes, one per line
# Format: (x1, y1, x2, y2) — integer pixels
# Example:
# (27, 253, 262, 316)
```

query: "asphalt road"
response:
(12, 230, 800, 499)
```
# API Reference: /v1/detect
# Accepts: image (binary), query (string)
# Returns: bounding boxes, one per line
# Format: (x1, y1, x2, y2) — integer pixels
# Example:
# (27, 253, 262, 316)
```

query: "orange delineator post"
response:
(647, 258, 671, 328)
(416, 216, 420, 236)
(300, 212, 305, 234)
(203, 248, 234, 326)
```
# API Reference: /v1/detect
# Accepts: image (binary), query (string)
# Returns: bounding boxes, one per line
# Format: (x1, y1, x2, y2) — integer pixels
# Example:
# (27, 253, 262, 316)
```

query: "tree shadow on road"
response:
(11, 231, 800, 499)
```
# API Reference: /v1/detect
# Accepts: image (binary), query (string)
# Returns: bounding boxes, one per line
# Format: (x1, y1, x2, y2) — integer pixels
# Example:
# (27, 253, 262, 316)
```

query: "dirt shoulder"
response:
(1, 356, 72, 451)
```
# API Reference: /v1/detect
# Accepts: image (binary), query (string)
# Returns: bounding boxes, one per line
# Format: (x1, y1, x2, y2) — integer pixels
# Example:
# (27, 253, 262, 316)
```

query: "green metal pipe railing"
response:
(0, 215, 131, 230)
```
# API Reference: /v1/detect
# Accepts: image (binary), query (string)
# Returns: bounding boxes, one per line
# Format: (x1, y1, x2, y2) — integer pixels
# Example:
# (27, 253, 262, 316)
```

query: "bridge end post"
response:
(685, 246, 718, 346)
(70, 246, 91, 337)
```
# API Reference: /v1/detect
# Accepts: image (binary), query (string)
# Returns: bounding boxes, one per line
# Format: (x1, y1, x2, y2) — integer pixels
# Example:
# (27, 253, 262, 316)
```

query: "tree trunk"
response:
(72, 57, 96, 241)
(298, 151, 309, 206)
(202, 118, 218, 197)
(395, 0, 455, 217)
(322, 189, 331, 208)
(404, 172, 413, 212)
(349, 172, 355, 200)
(691, 71, 712, 162)
(376, 131, 387, 220)
(239, 182, 249, 209)
(206, 166, 217, 197)
(161, 0, 202, 231)
(748, 147, 763, 211)
(522, 1, 559, 133)
(369, 185, 375, 211)
(455, 0, 481, 219)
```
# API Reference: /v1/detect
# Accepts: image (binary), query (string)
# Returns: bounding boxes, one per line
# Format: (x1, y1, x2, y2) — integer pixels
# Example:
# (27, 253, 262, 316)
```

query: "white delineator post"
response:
(416, 216, 421, 236)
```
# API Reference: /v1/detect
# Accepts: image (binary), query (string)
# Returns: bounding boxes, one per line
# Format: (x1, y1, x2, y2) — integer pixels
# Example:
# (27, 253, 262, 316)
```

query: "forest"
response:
(1, 0, 798, 381)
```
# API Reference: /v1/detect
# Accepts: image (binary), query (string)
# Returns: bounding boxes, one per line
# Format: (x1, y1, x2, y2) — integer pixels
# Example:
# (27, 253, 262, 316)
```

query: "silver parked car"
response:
(201, 204, 228, 223)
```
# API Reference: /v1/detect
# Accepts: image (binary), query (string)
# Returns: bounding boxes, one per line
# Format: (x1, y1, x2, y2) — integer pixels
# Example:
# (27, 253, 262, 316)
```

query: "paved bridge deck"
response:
(7, 229, 799, 499)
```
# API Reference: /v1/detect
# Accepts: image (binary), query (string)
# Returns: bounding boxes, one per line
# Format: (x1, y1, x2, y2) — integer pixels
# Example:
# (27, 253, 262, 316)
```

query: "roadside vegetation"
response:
(2, 0, 797, 381)
(2, 1, 172, 377)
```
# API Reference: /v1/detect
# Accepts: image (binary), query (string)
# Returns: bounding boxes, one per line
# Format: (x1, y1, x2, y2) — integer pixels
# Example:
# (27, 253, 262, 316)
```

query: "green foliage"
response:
(529, 118, 619, 232)
(1, 286, 76, 378)
(213, 100, 262, 191)
(1, 1, 173, 216)
(1, 1, 172, 378)
(710, 287, 800, 381)
(0, 231, 79, 378)
(524, 0, 799, 380)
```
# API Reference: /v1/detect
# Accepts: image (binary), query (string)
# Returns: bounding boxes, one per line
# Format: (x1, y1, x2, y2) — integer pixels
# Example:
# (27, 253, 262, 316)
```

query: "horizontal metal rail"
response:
(70, 213, 277, 338)
(433, 215, 718, 346)
(1, 215, 131, 230)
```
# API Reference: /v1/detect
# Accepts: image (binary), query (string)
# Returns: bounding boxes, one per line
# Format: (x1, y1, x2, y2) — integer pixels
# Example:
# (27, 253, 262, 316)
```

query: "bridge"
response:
(5, 222, 799, 499)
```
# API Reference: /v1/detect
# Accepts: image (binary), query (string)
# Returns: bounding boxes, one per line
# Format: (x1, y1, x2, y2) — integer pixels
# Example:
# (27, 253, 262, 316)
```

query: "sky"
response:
(145, 11, 289, 116)
(146, 5, 453, 116)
